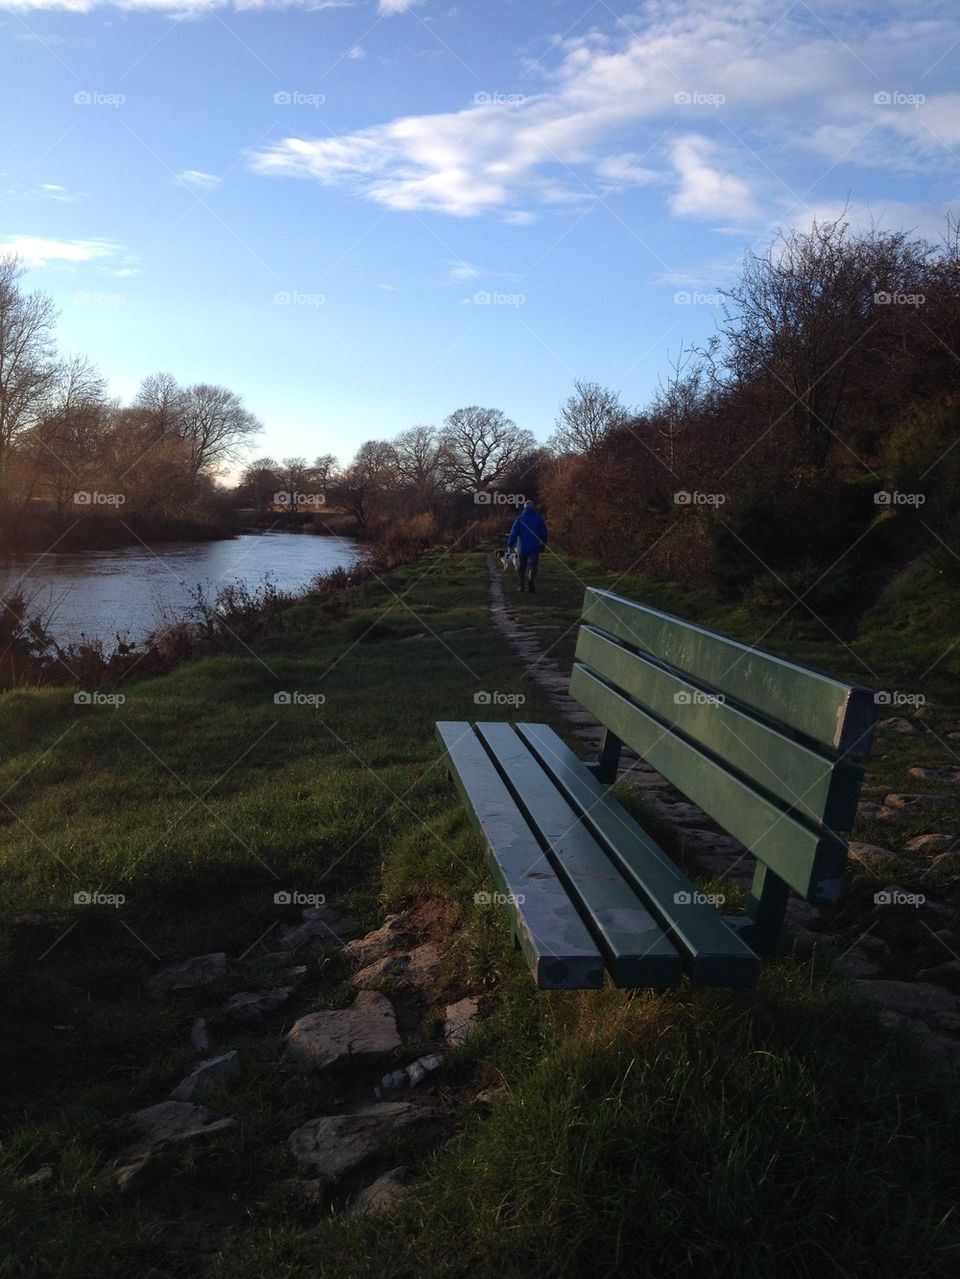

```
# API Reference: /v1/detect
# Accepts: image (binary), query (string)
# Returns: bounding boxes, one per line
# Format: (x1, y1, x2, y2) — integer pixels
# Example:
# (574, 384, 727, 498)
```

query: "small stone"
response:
(380, 1069, 408, 1092)
(930, 852, 960, 873)
(353, 1166, 412, 1215)
(406, 1053, 444, 1088)
(145, 953, 227, 999)
(904, 834, 955, 854)
(287, 1103, 425, 1180)
(16, 1165, 53, 1189)
(908, 766, 960, 783)
(857, 802, 900, 822)
(474, 1086, 506, 1108)
(170, 1051, 240, 1102)
(190, 1018, 213, 1051)
(836, 948, 882, 978)
(877, 1010, 960, 1067)
(223, 988, 292, 1022)
(132, 1100, 236, 1146)
(286, 990, 401, 1070)
(884, 793, 959, 812)
(877, 717, 917, 735)
(444, 996, 480, 1048)
(281, 966, 309, 985)
(859, 934, 891, 955)
(847, 841, 897, 867)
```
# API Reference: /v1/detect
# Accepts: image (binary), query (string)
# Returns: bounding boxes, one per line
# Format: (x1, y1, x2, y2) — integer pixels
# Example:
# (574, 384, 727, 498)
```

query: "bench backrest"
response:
(570, 589, 877, 906)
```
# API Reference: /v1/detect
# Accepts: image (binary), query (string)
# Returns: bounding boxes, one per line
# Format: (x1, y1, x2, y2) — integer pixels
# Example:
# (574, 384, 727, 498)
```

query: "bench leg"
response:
(743, 864, 790, 954)
(589, 729, 623, 785)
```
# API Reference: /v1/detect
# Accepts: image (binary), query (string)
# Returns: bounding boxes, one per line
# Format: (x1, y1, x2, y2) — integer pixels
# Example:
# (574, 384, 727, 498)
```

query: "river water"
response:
(0, 531, 360, 646)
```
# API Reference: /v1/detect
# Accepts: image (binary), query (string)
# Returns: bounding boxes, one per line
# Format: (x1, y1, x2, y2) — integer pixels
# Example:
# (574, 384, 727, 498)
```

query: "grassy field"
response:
(1, 545, 959, 1278)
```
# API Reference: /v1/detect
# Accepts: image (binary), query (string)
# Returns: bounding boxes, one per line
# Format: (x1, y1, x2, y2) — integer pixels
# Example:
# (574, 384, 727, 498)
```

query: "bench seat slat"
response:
(436, 722, 604, 989)
(474, 722, 683, 988)
(575, 625, 863, 830)
(583, 589, 876, 758)
(516, 722, 761, 988)
(568, 666, 848, 903)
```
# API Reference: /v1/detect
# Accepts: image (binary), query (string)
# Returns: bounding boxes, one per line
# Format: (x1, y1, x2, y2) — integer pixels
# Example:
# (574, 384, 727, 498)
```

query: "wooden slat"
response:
(581, 589, 876, 758)
(568, 667, 848, 904)
(436, 723, 604, 989)
(516, 723, 761, 988)
(575, 625, 863, 831)
(474, 722, 682, 988)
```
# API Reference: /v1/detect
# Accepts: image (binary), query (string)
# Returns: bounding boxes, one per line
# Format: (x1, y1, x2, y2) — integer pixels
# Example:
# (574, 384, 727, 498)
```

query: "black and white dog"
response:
(497, 547, 519, 572)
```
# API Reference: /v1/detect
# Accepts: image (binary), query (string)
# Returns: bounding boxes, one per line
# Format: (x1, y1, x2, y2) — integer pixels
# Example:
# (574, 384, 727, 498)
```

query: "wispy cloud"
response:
(378, 0, 425, 14)
(173, 169, 222, 192)
(0, 236, 136, 273)
(247, 2, 960, 224)
(0, 0, 353, 12)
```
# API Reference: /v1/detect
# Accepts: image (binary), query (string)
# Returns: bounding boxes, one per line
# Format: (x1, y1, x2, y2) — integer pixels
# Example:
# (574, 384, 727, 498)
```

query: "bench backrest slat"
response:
(569, 663, 849, 903)
(582, 589, 876, 758)
(574, 624, 864, 831)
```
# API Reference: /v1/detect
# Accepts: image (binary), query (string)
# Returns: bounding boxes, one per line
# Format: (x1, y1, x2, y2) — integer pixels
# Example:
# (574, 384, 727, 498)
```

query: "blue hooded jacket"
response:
(508, 505, 548, 555)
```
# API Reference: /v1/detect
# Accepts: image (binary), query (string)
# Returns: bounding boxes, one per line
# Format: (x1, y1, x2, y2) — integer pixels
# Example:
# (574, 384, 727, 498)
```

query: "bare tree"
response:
(177, 383, 262, 476)
(332, 439, 395, 533)
(392, 424, 444, 499)
(0, 255, 59, 491)
(548, 380, 629, 455)
(134, 372, 188, 438)
(29, 356, 109, 513)
(439, 406, 535, 493)
(312, 452, 337, 500)
(650, 343, 714, 471)
(237, 456, 279, 514)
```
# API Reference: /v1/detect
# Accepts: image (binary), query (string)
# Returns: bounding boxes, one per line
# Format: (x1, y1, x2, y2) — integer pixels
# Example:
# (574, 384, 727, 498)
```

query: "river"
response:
(0, 531, 361, 647)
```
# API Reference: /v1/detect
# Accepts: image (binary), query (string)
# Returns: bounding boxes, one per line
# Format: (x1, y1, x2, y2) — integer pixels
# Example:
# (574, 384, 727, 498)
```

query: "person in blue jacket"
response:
(507, 499, 548, 594)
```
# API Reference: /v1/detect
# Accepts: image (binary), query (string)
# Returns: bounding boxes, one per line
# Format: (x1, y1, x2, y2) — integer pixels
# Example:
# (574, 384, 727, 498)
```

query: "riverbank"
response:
(2, 548, 959, 1278)
(0, 508, 239, 554)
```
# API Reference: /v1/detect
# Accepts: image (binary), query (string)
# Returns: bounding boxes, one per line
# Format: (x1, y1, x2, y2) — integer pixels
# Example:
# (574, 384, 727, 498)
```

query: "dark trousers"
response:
(517, 552, 539, 590)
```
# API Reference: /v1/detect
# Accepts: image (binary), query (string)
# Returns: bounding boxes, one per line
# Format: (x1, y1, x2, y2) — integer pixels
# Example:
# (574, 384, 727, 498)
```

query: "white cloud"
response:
(501, 210, 537, 226)
(378, 0, 425, 14)
(173, 169, 222, 191)
(0, 0, 352, 11)
(0, 235, 125, 267)
(669, 136, 757, 222)
(348, 45, 366, 60)
(236, 2, 959, 223)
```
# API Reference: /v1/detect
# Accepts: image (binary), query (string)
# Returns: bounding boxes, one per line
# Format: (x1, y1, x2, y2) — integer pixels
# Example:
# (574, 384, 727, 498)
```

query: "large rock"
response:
(444, 996, 480, 1047)
(110, 1100, 237, 1190)
(277, 904, 360, 950)
(146, 953, 227, 999)
(286, 990, 401, 1070)
(223, 987, 292, 1022)
(353, 1166, 412, 1215)
(856, 979, 960, 1033)
(352, 943, 443, 996)
(287, 1104, 424, 1179)
(343, 914, 417, 965)
(170, 1051, 240, 1101)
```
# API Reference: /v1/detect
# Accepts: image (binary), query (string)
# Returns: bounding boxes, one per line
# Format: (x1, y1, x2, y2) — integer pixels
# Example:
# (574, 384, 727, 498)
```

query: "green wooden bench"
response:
(437, 587, 877, 990)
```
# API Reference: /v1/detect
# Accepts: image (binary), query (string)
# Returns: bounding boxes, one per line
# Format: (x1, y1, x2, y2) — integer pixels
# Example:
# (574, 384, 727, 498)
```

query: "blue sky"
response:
(1, 0, 958, 473)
